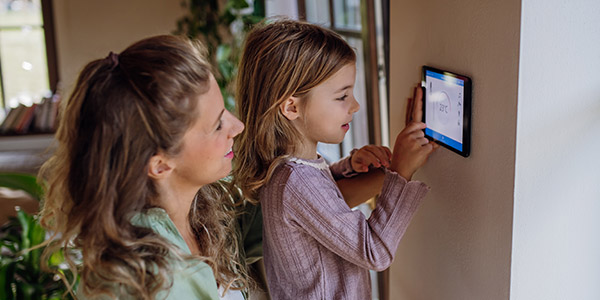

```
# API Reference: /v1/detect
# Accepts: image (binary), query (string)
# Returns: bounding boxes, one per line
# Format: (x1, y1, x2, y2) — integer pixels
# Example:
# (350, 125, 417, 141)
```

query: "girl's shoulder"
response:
(272, 157, 332, 185)
(266, 157, 337, 194)
(287, 157, 330, 171)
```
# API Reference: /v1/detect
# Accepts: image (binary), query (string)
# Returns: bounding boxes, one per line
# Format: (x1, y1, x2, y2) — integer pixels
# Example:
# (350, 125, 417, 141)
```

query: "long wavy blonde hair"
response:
(38, 35, 250, 299)
(233, 19, 356, 202)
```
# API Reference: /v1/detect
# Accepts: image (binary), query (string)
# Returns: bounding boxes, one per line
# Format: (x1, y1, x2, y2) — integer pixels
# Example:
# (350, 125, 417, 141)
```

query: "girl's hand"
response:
(350, 145, 392, 173)
(390, 122, 437, 180)
(391, 84, 439, 180)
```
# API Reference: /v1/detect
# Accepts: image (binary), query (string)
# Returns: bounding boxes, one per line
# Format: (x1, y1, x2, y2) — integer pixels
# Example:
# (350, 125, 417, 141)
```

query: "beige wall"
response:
(52, 0, 187, 96)
(389, 1, 520, 299)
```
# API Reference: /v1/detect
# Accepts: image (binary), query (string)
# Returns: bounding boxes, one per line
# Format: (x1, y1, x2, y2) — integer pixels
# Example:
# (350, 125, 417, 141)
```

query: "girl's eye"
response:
(216, 120, 223, 131)
(336, 94, 348, 101)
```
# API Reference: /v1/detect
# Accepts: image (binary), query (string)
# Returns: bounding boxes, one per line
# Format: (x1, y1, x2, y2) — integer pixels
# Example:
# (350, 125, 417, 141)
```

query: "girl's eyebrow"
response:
(335, 85, 353, 93)
(213, 109, 225, 127)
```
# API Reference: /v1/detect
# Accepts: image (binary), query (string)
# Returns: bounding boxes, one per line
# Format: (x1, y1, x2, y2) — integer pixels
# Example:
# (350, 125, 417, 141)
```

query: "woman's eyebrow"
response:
(213, 109, 225, 127)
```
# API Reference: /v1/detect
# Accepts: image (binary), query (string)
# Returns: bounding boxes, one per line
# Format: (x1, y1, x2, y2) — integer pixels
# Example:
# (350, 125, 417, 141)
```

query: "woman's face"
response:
(169, 75, 244, 188)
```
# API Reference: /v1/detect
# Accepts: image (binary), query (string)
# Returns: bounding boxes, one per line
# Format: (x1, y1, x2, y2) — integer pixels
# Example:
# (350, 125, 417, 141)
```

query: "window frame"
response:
(0, 0, 59, 110)
(297, 0, 386, 147)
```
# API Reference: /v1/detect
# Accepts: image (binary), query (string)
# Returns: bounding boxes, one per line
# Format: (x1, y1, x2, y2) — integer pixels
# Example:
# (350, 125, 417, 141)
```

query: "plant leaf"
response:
(229, 0, 250, 10)
(0, 261, 18, 299)
(16, 210, 31, 252)
(0, 172, 43, 201)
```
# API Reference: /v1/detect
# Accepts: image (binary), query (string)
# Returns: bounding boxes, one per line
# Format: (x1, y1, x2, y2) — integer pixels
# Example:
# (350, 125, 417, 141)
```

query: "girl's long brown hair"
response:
(233, 19, 356, 202)
(38, 35, 250, 299)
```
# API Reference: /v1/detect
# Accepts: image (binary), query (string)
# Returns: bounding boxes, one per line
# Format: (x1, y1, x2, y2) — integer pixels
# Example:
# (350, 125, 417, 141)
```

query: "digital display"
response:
(422, 66, 471, 157)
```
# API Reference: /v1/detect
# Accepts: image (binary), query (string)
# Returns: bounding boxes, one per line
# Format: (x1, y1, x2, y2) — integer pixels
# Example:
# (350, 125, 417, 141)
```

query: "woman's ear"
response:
(147, 153, 174, 180)
(279, 96, 300, 121)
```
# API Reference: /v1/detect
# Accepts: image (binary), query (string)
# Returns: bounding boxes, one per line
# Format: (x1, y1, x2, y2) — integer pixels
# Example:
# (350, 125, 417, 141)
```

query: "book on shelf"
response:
(0, 105, 25, 133)
(15, 103, 37, 134)
(0, 95, 60, 135)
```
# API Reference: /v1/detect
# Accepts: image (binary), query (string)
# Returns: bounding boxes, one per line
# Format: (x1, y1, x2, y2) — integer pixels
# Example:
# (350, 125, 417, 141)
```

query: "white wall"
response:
(389, 0, 521, 299)
(511, 0, 600, 299)
(52, 0, 186, 95)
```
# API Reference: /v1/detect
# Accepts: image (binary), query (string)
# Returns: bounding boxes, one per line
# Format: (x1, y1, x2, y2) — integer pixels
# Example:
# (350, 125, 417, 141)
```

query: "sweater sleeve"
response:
(329, 149, 359, 180)
(282, 166, 429, 271)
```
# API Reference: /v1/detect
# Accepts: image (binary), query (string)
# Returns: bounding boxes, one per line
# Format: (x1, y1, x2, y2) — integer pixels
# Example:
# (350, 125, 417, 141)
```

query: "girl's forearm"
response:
(336, 168, 385, 208)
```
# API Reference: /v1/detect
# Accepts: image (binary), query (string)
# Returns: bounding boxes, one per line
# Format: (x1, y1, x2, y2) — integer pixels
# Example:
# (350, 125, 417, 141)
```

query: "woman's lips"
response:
(225, 148, 234, 159)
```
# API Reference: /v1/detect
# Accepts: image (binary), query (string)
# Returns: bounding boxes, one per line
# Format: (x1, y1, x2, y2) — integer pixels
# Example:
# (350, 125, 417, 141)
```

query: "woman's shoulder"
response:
(167, 261, 220, 299)
(129, 209, 221, 298)
(76, 261, 219, 300)
(76, 236, 219, 300)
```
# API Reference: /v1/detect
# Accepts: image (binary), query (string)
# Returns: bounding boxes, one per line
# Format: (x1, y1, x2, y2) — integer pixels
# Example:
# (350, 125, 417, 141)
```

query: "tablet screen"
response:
(422, 66, 471, 157)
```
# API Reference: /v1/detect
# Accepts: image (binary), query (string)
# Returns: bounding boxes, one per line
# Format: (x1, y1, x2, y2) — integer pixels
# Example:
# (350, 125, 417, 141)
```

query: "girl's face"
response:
(170, 75, 244, 188)
(300, 62, 360, 145)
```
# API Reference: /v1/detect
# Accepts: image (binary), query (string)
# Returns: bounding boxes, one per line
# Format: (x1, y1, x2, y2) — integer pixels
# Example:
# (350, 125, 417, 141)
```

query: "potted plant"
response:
(0, 172, 76, 300)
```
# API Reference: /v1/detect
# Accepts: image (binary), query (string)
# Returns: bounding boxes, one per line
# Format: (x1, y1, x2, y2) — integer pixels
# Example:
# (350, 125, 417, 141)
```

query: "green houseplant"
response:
(175, 0, 265, 111)
(0, 172, 75, 300)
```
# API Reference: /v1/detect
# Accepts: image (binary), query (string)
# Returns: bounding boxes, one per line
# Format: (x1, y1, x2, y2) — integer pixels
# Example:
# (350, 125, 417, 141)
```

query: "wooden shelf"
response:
(0, 134, 55, 152)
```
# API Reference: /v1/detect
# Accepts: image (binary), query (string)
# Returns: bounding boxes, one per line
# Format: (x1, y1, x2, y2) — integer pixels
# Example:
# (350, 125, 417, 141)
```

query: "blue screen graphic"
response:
(424, 70, 465, 152)
(424, 128, 462, 151)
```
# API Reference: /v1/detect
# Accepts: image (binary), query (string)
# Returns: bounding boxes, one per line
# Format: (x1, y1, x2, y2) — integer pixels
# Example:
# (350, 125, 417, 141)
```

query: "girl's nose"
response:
(350, 97, 360, 114)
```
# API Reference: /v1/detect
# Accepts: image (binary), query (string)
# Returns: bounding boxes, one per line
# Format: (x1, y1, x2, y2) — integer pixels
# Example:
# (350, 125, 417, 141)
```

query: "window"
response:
(0, 0, 57, 123)
(299, 0, 389, 162)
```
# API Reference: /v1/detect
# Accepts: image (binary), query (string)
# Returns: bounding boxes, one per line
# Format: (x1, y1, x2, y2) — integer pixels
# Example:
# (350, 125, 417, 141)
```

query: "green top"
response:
(131, 208, 220, 299)
(77, 208, 220, 300)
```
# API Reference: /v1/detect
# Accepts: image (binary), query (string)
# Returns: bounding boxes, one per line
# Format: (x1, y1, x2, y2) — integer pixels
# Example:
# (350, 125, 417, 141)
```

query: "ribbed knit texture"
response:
(260, 156, 429, 299)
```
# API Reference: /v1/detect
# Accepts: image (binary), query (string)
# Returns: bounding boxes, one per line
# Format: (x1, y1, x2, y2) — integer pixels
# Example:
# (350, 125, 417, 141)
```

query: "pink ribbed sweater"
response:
(260, 155, 429, 299)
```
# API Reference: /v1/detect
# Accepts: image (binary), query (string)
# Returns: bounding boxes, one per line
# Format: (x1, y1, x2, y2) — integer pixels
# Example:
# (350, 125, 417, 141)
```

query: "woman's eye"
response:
(336, 94, 348, 101)
(216, 120, 223, 131)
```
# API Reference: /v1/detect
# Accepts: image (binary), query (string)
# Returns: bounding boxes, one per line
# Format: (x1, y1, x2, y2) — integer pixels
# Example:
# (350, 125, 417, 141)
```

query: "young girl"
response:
(233, 20, 437, 299)
(38, 35, 252, 299)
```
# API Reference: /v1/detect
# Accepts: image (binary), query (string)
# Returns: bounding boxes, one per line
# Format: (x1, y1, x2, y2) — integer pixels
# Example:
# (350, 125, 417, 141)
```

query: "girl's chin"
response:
(323, 137, 346, 144)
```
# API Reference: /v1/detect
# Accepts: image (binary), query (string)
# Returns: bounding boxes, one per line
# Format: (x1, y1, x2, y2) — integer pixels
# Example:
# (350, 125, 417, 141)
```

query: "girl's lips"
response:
(342, 123, 350, 131)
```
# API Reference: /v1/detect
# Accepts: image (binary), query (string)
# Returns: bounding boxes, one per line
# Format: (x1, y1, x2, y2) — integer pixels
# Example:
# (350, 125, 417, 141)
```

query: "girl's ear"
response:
(279, 96, 300, 121)
(147, 153, 174, 180)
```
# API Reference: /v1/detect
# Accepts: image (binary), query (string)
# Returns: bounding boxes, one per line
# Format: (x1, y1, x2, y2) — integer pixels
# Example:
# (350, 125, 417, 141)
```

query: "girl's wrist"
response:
(390, 164, 413, 181)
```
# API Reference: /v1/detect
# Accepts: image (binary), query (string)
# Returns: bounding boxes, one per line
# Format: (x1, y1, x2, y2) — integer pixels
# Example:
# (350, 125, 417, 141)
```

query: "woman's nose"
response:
(230, 114, 244, 138)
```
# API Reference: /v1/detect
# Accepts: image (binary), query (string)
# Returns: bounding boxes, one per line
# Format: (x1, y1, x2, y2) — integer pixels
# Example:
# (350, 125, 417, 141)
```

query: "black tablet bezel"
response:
(421, 65, 472, 157)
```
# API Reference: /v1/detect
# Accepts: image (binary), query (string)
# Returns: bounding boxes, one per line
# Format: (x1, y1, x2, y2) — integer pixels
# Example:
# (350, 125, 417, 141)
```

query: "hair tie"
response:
(106, 51, 119, 69)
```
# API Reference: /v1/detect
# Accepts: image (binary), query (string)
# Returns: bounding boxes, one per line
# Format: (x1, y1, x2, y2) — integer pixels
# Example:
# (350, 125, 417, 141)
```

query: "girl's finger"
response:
(405, 94, 414, 125)
(403, 121, 427, 134)
(412, 85, 423, 122)
(409, 129, 425, 140)
(383, 146, 392, 159)
(352, 153, 374, 170)
(417, 137, 430, 146)
(369, 146, 391, 167)
(360, 151, 382, 168)
(362, 147, 389, 166)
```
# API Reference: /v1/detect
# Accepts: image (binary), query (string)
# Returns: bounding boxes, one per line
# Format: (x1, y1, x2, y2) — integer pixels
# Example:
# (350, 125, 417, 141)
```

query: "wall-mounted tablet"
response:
(422, 66, 472, 157)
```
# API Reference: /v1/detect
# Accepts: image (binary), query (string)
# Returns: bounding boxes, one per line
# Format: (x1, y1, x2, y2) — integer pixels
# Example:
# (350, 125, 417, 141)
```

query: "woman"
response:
(38, 35, 251, 299)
